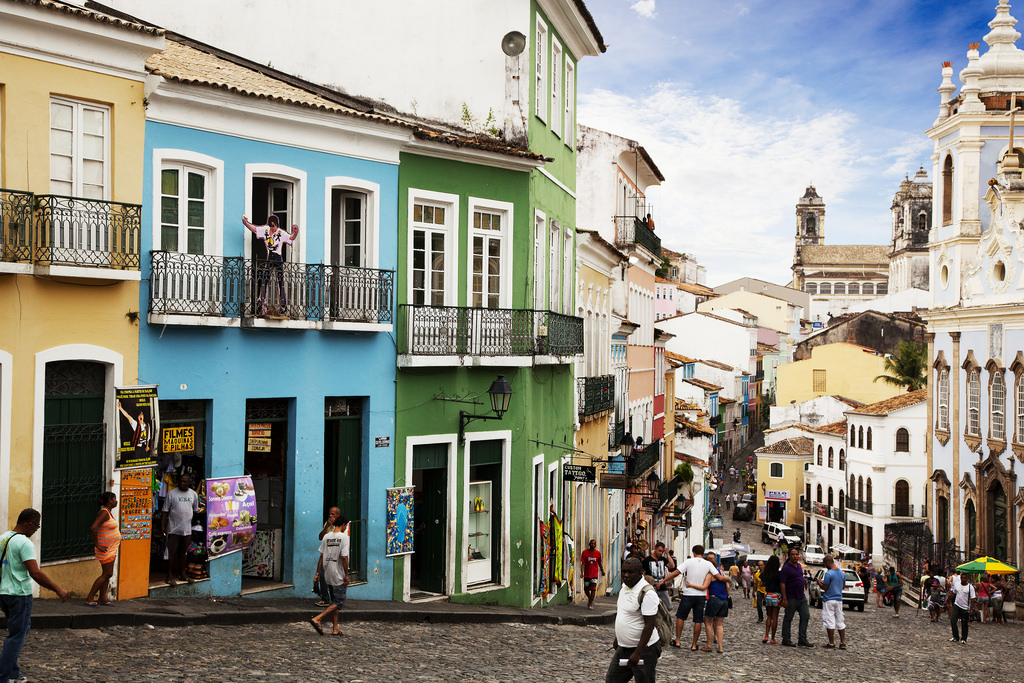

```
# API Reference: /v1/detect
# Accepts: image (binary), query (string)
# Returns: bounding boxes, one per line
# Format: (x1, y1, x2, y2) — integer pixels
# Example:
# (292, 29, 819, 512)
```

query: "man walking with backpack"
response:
(607, 557, 661, 682)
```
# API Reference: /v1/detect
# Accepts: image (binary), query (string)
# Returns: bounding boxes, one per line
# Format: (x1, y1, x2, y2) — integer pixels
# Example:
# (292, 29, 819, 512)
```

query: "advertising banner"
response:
(115, 385, 159, 470)
(119, 468, 153, 541)
(385, 487, 415, 557)
(205, 476, 258, 558)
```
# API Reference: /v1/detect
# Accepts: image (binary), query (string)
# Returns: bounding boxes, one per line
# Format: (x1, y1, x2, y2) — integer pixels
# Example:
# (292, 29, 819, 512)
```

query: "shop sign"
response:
(758, 505, 767, 520)
(563, 464, 596, 483)
(114, 385, 159, 470)
(205, 476, 258, 558)
(375, 436, 390, 448)
(162, 425, 194, 453)
(247, 423, 272, 452)
(600, 472, 626, 489)
(642, 497, 659, 508)
(119, 468, 153, 541)
(664, 514, 682, 525)
(765, 490, 790, 500)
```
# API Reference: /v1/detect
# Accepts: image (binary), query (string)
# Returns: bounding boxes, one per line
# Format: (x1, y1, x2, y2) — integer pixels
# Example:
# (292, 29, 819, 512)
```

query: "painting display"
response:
(115, 385, 159, 469)
(385, 487, 415, 557)
(118, 468, 153, 541)
(205, 476, 258, 557)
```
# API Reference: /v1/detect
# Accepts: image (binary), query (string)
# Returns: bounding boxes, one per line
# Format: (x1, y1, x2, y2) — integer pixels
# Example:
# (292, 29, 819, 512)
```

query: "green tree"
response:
(873, 342, 927, 392)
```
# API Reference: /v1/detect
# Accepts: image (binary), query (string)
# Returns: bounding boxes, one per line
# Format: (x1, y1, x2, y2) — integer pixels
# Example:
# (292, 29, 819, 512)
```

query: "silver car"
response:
(807, 568, 866, 611)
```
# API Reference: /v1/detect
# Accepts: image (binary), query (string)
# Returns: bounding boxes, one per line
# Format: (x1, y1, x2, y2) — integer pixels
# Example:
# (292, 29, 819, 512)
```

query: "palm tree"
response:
(874, 342, 927, 391)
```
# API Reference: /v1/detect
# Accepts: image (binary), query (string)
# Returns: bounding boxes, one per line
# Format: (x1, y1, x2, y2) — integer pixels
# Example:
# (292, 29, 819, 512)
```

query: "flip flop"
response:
(82, 601, 99, 608)
(669, 640, 681, 648)
(309, 618, 324, 635)
(332, 631, 343, 636)
(99, 601, 115, 607)
(700, 646, 713, 652)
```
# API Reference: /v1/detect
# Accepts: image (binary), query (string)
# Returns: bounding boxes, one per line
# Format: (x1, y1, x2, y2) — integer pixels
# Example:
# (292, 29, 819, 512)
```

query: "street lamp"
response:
(619, 431, 635, 459)
(459, 375, 513, 444)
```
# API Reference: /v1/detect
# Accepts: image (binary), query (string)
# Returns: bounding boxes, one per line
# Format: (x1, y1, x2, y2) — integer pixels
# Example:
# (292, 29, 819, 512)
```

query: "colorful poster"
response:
(115, 385, 159, 470)
(550, 511, 563, 584)
(205, 476, 257, 557)
(385, 487, 415, 557)
(118, 468, 153, 541)
(538, 519, 550, 597)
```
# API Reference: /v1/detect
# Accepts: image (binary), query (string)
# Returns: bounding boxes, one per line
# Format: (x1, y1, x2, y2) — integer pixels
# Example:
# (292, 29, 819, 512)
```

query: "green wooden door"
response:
(324, 416, 362, 581)
(413, 444, 447, 594)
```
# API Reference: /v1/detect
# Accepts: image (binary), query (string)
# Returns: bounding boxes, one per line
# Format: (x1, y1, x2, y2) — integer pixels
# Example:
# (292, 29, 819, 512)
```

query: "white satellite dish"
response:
(501, 31, 526, 57)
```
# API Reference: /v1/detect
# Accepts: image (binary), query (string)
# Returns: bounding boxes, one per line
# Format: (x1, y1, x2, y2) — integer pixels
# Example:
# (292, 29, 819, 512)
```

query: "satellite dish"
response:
(501, 31, 526, 56)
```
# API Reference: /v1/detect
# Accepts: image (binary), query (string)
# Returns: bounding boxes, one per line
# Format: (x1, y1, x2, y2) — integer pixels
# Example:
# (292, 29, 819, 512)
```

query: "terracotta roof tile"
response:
(676, 418, 716, 436)
(799, 244, 890, 265)
(666, 351, 697, 363)
(18, 0, 163, 34)
(678, 282, 716, 296)
(847, 389, 927, 415)
(682, 377, 723, 391)
(699, 359, 734, 371)
(757, 342, 779, 353)
(763, 423, 817, 434)
(675, 399, 700, 411)
(814, 420, 848, 434)
(756, 436, 814, 456)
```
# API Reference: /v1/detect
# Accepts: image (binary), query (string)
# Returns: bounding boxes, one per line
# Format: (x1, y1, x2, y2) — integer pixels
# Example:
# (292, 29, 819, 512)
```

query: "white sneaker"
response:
(10, 676, 29, 683)
(948, 637, 958, 642)
(960, 638, 968, 644)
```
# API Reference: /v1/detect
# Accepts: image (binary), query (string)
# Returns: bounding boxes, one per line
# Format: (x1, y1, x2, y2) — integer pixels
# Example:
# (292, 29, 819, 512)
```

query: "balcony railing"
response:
(891, 504, 918, 518)
(1, 188, 34, 263)
(800, 498, 810, 512)
(578, 375, 615, 416)
(658, 476, 681, 506)
(628, 441, 660, 480)
(848, 499, 873, 515)
(614, 215, 661, 257)
(399, 305, 582, 357)
(1, 190, 141, 270)
(609, 419, 625, 450)
(150, 251, 394, 323)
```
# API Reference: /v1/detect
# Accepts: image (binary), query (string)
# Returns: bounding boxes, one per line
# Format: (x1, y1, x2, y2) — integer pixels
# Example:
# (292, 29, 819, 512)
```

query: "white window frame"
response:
(407, 188, 459, 307)
(991, 370, 1006, 440)
(531, 453, 545, 604)
(158, 164, 211, 255)
(461, 430, 512, 594)
(152, 150, 224, 257)
(466, 197, 513, 309)
(561, 224, 572, 314)
(49, 96, 110, 199)
(550, 38, 562, 138)
(534, 210, 546, 310)
(968, 370, 981, 436)
(549, 219, 561, 311)
(324, 176, 380, 268)
(769, 462, 784, 478)
(937, 368, 949, 431)
(535, 15, 548, 122)
(243, 163, 307, 264)
(564, 59, 575, 147)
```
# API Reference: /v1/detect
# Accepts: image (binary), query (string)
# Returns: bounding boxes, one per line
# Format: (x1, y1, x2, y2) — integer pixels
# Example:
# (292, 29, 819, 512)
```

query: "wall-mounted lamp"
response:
(459, 375, 513, 444)
(761, 481, 767, 495)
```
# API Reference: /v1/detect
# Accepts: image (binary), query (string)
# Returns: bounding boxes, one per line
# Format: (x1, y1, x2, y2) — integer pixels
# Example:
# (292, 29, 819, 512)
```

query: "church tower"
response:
(795, 185, 825, 247)
(888, 167, 932, 293)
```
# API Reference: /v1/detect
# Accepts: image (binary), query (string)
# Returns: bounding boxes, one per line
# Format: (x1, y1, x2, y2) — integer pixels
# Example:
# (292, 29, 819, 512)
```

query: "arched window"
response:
(806, 282, 818, 295)
(967, 370, 981, 436)
(877, 282, 888, 295)
(839, 490, 845, 513)
(858, 426, 864, 449)
(991, 369, 1006, 441)
(805, 214, 816, 235)
(817, 484, 823, 503)
(866, 478, 873, 503)
(817, 445, 823, 466)
(857, 476, 864, 501)
(862, 282, 874, 295)
(965, 499, 977, 551)
(805, 482, 811, 503)
(820, 282, 832, 295)
(848, 283, 860, 295)
(834, 283, 846, 295)
(839, 448, 845, 470)
(942, 154, 953, 225)
(938, 368, 949, 431)
(827, 447, 834, 468)
(849, 474, 855, 497)
(850, 425, 855, 446)
(866, 427, 873, 450)
(894, 480, 910, 517)
(1017, 375, 1024, 444)
(828, 486, 834, 507)
(895, 428, 909, 452)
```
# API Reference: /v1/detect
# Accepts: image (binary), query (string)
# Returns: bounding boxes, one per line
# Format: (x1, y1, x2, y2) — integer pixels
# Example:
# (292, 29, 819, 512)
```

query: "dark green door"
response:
(413, 444, 447, 594)
(324, 415, 362, 581)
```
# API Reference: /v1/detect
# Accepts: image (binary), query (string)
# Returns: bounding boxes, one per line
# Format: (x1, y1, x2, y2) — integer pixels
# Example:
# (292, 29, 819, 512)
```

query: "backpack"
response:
(637, 584, 673, 647)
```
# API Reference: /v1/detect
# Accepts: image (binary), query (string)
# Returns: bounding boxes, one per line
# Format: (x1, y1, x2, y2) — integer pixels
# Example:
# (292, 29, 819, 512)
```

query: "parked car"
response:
(761, 522, 801, 548)
(807, 567, 866, 611)
(790, 523, 805, 542)
(733, 502, 754, 521)
(803, 544, 825, 565)
(740, 493, 755, 505)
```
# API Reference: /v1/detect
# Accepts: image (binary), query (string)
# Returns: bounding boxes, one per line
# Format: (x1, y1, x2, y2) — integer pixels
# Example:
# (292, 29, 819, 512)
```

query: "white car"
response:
(803, 544, 825, 565)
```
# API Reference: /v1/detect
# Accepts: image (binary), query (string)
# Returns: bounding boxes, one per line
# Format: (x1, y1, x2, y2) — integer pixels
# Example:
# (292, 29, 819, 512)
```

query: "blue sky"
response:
(578, 0, 996, 285)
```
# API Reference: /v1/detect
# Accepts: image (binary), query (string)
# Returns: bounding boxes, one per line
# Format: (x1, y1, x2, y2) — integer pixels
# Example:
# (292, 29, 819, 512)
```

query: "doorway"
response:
(411, 443, 448, 597)
(324, 398, 363, 582)
(242, 399, 289, 588)
(767, 500, 786, 523)
(467, 439, 503, 586)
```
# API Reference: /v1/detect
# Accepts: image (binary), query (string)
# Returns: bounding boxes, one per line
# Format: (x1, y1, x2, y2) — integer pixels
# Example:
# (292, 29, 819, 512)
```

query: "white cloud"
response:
(630, 0, 656, 19)
(579, 84, 865, 285)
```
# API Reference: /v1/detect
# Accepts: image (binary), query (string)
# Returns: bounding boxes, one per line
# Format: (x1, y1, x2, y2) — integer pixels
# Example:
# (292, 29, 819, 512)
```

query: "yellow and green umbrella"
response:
(955, 556, 1019, 575)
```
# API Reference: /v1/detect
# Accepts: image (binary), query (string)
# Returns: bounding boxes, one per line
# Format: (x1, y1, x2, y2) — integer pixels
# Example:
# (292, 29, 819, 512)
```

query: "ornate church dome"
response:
(976, 0, 1024, 92)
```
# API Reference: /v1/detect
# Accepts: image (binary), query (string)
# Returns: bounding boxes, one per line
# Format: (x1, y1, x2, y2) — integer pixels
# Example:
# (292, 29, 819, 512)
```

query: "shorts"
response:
(822, 600, 845, 630)
(978, 596, 989, 604)
(166, 533, 190, 558)
(330, 583, 347, 609)
(585, 578, 599, 589)
(705, 595, 729, 619)
(676, 594, 706, 623)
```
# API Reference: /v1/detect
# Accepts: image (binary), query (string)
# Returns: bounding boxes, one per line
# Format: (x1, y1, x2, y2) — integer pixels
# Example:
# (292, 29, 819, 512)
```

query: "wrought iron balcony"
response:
(399, 305, 583, 357)
(149, 251, 394, 324)
(614, 215, 661, 257)
(627, 440, 660, 480)
(1, 190, 141, 270)
(890, 504, 917, 518)
(578, 375, 615, 416)
(658, 476, 681, 506)
(1, 188, 33, 263)
(800, 498, 810, 512)
(848, 499, 873, 515)
(609, 419, 625, 450)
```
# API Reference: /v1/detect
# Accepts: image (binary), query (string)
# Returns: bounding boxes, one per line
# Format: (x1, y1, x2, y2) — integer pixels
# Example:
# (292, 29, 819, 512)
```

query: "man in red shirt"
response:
(580, 539, 605, 610)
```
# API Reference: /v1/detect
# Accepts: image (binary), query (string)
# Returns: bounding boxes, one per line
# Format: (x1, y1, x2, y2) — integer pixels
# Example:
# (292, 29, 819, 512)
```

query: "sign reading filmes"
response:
(563, 464, 596, 483)
(114, 385, 159, 470)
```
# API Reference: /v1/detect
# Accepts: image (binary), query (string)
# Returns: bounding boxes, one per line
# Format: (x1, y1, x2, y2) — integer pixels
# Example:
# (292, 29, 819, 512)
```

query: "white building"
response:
(802, 421, 850, 551)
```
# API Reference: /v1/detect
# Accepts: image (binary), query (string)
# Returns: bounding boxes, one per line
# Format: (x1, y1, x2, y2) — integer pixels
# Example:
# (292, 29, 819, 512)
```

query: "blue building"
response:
(137, 39, 405, 598)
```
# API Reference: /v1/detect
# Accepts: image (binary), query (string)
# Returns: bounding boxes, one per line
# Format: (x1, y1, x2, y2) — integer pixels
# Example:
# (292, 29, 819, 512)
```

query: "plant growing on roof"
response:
(675, 462, 695, 500)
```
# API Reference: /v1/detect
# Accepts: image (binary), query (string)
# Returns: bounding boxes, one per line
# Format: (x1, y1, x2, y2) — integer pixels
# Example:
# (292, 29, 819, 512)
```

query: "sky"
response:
(577, 0, 998, 286)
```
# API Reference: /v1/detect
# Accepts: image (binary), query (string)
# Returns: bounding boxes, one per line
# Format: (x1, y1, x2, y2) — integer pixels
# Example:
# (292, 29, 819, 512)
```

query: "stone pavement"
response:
(11, 589, 1022, 681)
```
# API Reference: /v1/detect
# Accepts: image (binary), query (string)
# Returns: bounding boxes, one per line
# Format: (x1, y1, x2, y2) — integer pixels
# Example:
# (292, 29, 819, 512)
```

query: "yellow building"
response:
(754, 436, 813, 527)
(0, 2, 163, 595)
(697, 289, 799, 336)
(775, 342, 905, 406)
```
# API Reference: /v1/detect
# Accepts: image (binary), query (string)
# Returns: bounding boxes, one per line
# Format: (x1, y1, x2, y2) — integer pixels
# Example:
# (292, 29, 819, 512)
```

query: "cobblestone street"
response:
(16, 593, 1021, 682)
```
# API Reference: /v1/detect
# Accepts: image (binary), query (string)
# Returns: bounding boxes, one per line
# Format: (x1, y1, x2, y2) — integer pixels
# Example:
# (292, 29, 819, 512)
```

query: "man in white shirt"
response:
(948, 573, 977, 644)
(672, 544, 721, 650)
(607, 557, 660, 682)
(161, 473, 199, 586)
(310, 515, 350, 636)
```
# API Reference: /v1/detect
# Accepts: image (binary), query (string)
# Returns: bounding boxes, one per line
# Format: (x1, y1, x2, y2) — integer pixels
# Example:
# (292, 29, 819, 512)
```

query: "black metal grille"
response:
(608, 420, 625, 450)
(34, 194, 141, 269)
(1, 188, 34, 263)
(399, 305, 581, 357)
(44, 360, 105, 396)
(628, 441, 661, 480)
(614, 215, 661, 257)
(150, 252, 394, 323)
(578, 375, 615, 416)
(41, 422, 105, 562)
(246, 399, 288, 420)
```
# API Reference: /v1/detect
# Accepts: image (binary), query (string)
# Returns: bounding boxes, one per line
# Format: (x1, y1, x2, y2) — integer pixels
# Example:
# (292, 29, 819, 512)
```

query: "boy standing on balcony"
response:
(242, 214, 299, 316)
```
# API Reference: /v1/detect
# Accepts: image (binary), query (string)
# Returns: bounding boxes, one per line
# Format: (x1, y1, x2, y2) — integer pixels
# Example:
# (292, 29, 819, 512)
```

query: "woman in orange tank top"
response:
(84, 491, 121, 606)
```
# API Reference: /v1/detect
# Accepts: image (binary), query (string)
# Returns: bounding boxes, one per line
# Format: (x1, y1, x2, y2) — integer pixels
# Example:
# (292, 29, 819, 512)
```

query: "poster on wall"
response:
(115, 385, 159, 470)
(385, 487, 415, 557)
(205, 476, 258, 558)
(118, 468, 153, 541)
